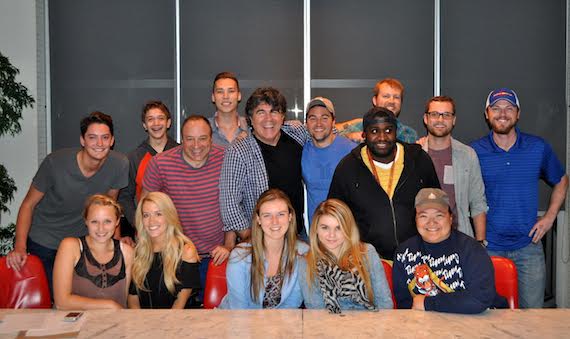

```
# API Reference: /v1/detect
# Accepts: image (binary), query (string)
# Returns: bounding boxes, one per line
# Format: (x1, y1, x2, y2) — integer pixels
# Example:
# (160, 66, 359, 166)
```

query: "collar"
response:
(487, 127, 521, 152)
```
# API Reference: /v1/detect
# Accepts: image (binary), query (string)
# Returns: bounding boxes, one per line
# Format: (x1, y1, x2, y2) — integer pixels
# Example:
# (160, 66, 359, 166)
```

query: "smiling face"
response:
(257, 199, 291, 242)
(306, 106, 335, 147)
(485, 99, 520, 135)
(416, 208, 453, 244)
(80, 123, 114, 161)
(212, 78, 241, 115)
(143, 107, 171, 141)
(251, 102, 284, 146)
(181, 119, 212, 168)
(85, 205, 119, 244)
(372, 83, 402, 116)
(316, 214, 346, 258)
(363, 120, 397, 163)
(424, 101, 456, 138)
(141, 200, 168, 243)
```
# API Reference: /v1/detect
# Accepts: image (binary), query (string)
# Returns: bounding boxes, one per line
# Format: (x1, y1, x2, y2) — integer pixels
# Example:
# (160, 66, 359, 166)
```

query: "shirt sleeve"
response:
(540, 141, 565, 186)
(423, 240, 496, 314)
(392, 250, 413, 309)
(142, 157, 164, 192)
(179, 261, 201, 290)
(219, 146, 251, 232)
(31, 154, 55, 194)
(221, 248, 252, 309)
(118, 153, 138, 226)
(467, 148, 488, 217)
(367, 246, 394, 309)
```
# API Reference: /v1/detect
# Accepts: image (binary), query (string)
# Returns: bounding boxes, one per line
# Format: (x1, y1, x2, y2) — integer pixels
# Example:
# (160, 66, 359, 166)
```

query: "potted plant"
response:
(0, 51, 35, 255)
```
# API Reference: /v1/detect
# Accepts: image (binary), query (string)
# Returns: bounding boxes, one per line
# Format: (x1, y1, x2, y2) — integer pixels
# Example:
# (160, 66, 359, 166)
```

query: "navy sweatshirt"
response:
(392, 230, 502, 314)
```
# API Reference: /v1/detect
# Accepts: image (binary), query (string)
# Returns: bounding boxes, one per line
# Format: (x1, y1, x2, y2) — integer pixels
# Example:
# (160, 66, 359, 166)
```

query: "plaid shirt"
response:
(219, 123, 309, 232)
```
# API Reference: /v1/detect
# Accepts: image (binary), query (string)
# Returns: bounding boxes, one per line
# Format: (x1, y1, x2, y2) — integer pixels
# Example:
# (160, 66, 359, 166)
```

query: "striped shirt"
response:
(471, 129, 565, 251)
(143, 145, 225, 254)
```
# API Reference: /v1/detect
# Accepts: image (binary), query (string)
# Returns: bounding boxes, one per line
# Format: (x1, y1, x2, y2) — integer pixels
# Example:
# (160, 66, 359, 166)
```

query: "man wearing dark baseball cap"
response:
(471, 88, 568, 308)
(328, 107, 439, 259)
(392, 188, 505, 314)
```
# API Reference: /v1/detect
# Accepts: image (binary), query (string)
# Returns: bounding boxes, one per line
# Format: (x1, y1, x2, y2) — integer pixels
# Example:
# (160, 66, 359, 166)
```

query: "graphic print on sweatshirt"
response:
(395, 248, 465, 297)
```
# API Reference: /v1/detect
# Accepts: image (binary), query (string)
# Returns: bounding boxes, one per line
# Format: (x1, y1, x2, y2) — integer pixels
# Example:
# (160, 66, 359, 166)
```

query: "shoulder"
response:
(107, 150, 128, 163)
(394, 235, 422, 258)
(452, 139, 479, 158)
(120, 241, 135, 263)
(228, 243, 252, 263)
(295, 241, 309, 255)
(335, 136, 358, 149)
(227, 135, 257, 155)
(470, 135, 492, 151)
(181, 243, 199, 263)
(209, 144, 226, 160)
(58, 237, 81, 252)
(152, 146, 181, 163)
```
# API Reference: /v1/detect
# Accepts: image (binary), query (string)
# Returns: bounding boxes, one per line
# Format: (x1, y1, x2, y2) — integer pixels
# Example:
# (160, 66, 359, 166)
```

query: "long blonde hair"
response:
(249, 189, 298, 303)
(131, 192, 197, 295)
(306, 199, 374, 302)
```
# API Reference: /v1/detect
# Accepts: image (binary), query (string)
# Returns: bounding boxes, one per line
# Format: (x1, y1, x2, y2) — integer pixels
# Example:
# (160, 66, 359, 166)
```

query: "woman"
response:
(300, 199, 393, 313)
(220, 188, 308, 309)
(53, 194, 133, 310)
(128, 192, 200, 309)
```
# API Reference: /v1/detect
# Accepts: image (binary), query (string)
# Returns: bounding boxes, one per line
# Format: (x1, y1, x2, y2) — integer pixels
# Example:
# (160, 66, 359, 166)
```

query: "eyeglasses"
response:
(426, 111, 455, 120)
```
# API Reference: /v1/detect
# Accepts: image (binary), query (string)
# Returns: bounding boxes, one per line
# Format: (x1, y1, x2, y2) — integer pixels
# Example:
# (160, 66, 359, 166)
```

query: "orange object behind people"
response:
(203, 259, 228, 309)
(491, 256, 519, 309)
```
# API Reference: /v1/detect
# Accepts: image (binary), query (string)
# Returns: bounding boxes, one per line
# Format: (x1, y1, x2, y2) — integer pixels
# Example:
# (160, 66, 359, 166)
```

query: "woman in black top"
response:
(128, 192, 200, 309)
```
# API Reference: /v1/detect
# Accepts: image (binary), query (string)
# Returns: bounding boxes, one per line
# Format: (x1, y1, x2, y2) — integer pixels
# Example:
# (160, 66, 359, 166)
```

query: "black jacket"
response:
(328, 142, 440, 259)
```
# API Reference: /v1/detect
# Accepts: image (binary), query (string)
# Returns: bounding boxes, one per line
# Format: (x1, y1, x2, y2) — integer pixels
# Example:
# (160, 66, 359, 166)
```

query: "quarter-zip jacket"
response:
(328, 142, 440, 259)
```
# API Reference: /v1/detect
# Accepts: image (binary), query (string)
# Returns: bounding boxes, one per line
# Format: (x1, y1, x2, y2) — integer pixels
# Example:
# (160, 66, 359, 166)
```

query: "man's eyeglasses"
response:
(426, 111, 455, 119)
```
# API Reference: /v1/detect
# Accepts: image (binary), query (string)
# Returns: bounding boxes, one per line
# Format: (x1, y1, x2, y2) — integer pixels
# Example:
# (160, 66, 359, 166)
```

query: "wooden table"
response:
(1, 308, 568, 338)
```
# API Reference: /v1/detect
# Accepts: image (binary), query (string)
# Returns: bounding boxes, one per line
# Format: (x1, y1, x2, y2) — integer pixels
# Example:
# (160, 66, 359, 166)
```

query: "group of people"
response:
(4, 72, 568, 314)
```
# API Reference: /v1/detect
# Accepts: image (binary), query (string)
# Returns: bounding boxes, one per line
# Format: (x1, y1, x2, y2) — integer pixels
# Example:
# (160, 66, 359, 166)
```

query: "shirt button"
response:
(506, 162, 510, 165)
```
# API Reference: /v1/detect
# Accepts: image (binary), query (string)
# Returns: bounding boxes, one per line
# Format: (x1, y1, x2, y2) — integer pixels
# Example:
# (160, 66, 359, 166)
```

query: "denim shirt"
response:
(219, 241, 309, 309)
(298, 243, 393, 310)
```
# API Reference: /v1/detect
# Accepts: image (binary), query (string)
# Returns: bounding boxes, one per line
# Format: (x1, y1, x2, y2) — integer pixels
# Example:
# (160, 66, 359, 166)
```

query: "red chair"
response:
(0, 255, 51, 308)
(203, 259, 228, 309)
(491, 256, 519, 309)
(381, 259, 397, 308)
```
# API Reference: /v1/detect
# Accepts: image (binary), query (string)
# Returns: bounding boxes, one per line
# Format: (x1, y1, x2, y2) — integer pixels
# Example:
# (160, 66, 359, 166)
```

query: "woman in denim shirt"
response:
(220, 189, 308, 309)
(299, 199, 393, 313)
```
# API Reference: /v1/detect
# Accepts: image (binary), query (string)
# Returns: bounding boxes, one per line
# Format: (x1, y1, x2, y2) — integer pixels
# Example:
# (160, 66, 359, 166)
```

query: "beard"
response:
(488, 117, 517, 135)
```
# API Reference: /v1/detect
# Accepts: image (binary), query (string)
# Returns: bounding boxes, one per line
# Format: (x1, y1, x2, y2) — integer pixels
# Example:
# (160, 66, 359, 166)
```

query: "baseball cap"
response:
(415, 188, 450, 213)
(306, 97, 335, 117)
(485, 88, 520, 109)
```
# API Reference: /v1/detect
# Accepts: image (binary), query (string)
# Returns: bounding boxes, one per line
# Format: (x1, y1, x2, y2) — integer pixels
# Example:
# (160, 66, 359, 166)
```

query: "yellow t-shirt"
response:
(361, 143, 405, 199)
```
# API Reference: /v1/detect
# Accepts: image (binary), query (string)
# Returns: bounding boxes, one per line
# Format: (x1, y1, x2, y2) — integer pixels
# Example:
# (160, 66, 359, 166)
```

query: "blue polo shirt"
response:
(470, 129, 565, 251)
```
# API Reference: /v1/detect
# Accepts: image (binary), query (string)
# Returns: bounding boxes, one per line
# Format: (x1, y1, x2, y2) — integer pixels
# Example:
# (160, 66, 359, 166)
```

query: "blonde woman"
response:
(53, 195, 133, 310)
(299, 199, 393, 313)
(220, 189, 308, 309)
(128, 192, 200, 309)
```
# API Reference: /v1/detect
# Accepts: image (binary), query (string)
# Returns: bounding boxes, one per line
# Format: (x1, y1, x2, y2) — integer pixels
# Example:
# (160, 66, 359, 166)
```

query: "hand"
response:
(529, 215, 555, 243)
(120, 236, 135, 247)
(210, 245, 230, 266)
(6, 248, 28, 271)
(412, 295, 426, 311)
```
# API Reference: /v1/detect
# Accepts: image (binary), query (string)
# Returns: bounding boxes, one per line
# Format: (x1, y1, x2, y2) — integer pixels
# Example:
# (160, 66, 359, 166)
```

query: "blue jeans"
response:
(27, 238, 57, 302)
(488, 241, 545, 308)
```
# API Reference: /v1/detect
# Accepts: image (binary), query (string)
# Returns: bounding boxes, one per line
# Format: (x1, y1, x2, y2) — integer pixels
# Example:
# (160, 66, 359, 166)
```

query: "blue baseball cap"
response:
(485, 88, 520, 109)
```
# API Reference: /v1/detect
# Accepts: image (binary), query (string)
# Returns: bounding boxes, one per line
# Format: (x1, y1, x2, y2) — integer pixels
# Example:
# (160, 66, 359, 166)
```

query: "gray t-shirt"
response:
(28, 148, 129, 249)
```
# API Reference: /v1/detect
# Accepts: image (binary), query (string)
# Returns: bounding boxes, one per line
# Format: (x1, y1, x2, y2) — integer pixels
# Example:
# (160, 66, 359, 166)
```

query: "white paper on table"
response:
(25, 313, 86, 337)
(0, 313, 48, 334)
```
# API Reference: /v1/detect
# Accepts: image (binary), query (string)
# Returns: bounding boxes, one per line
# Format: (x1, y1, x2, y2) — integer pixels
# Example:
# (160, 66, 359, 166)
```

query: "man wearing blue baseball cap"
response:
(470, 88, 568, 308)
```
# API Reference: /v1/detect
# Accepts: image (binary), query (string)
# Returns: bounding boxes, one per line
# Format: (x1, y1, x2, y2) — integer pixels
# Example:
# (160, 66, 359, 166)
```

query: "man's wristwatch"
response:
(478, 239, 488, 247)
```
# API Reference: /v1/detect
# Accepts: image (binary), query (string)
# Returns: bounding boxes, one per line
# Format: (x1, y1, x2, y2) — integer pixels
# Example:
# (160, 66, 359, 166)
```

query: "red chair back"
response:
(491, 256, 519, 309)
(0, 255, 51, 308)
(203, 259, 228, 309)
(381, 259, 396, 308)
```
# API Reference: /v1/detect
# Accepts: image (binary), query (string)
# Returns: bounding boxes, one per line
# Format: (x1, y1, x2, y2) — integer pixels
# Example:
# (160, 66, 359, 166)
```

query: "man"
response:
(471, 88, 568, 308)
(208, 72, 249, 148)
(220, 87, 309, 247)
(5, 111, 129, 293)
(302, 97, 355, 222)
(328, 107, 439, 258)
(392, 188, 504, 314)
(417, 96, 487, 241)
(336, 78, 418, 143)
(143, 115, 229, 289)
(118, 101, 178, 237)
